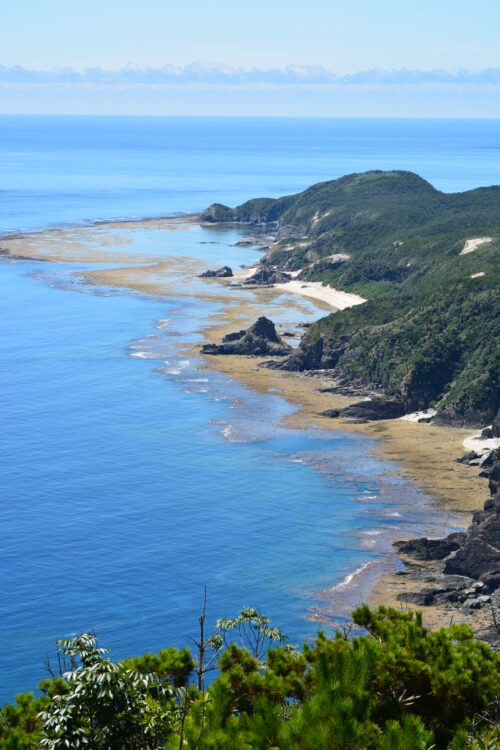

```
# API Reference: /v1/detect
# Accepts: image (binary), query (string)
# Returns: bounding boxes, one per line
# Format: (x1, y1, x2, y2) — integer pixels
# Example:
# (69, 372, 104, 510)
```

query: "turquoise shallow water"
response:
(1, 117, 498, 701)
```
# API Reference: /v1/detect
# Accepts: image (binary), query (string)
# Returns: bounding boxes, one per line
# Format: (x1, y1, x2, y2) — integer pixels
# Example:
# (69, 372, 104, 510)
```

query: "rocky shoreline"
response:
(392, 451, 500, 643)
(202, 315, 500, 641)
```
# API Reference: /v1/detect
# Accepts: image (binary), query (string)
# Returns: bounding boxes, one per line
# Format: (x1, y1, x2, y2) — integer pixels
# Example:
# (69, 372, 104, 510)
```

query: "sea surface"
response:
(1, 117, 499, 701)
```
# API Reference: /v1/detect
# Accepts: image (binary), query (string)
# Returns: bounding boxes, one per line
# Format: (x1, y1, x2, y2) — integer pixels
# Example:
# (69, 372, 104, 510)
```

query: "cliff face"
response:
(204, 171, 500, 426)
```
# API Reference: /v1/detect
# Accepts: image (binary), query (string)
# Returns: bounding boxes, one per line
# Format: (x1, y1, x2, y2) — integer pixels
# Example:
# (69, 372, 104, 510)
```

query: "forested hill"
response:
(202, 171, 500, 425)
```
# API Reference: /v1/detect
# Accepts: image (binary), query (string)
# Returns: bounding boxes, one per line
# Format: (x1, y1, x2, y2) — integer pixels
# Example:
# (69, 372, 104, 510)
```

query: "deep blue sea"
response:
(1, 117, 499, 702)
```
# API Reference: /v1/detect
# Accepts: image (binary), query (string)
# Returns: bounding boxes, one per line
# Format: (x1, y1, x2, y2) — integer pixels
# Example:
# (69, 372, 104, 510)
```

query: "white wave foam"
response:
(329, 560, 373, 591)
(222, 425, 234, 440)
(386, 511, 402, 518)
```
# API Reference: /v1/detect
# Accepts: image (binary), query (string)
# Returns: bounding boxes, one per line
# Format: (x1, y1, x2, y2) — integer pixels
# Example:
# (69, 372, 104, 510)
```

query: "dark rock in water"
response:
(320, 408, 342, 418)
(235, 239, 257, 247)
(282, 331, 295, 338)
(395, 535, 464, 561)
(244, 267, 292, 285)
(323, 398, 405, 422)
(199, 265, 233, 278)
(201, 317, 292, 357)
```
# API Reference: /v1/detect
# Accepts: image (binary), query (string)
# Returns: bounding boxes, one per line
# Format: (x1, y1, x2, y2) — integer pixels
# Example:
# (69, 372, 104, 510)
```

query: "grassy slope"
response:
(202, 172, 500, 424)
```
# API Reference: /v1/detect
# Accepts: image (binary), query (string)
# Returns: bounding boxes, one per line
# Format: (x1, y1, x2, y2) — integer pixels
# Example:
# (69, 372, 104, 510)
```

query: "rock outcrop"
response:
(271, 335, 351, 372)
(481, 413, 500, 439)
(244, 267, 292, 286)
(395, 534, 465, 561)
(395, 451, 500, 611)
(199, 266, 233, 278)
(321, 398, 405, 422)
(269, 338, 325, 371)
(201, 317, 292, 357)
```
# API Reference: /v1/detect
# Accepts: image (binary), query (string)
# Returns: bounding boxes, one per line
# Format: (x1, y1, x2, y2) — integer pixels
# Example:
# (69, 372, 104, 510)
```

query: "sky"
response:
(1, 0, 500, 116)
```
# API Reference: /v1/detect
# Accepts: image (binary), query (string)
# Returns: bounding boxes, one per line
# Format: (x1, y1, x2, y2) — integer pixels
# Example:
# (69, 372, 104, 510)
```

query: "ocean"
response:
(1, 116, 498, 701)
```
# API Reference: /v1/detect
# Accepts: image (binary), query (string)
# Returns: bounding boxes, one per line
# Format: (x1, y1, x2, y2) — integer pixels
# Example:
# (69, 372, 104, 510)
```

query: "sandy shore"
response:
(274, 280, 367, 310)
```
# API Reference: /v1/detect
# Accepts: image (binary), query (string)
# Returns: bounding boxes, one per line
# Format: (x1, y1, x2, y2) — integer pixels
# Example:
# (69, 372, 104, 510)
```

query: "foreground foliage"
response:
(1, 606, 499, 749)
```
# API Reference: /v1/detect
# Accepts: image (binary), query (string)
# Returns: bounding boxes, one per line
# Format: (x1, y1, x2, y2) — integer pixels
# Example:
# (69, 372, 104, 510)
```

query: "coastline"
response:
(194, 305, 484, 515)
(1, 216, 490, 633)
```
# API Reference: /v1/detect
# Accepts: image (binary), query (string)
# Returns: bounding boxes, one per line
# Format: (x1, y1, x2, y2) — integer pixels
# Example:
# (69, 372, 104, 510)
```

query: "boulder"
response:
(199, 265, 233, 278)
(398, 575, 481, 606)
(464, 594, 491, 609)
(321, 398, 405, 423)
(444, 538, 500, 580)
(201, 317, 292, 357)
(394, 535, 464, 561)
(456, 450, 481, 465)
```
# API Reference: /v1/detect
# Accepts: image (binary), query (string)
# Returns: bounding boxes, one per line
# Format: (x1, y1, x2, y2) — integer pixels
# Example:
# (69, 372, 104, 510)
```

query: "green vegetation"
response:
(203, 172, 500, 423)
(2, 606, 499, 749)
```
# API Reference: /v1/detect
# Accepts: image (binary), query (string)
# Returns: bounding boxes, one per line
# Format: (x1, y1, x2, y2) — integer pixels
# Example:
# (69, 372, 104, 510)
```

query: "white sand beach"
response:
(463, 429, 500, 453)
(274, 280, 367, 310)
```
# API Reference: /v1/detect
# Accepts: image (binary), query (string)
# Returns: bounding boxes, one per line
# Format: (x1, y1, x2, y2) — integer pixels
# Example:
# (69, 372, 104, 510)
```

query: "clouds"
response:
(1, 62, 500, 87)
(2, 62, 499, 117)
